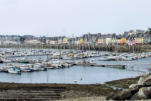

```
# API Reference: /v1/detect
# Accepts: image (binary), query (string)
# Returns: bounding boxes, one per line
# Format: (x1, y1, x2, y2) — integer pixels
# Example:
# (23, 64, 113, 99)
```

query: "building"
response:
(50, 41, 57, 45)
(135, 38, 144, 44)
(120, 38, 127, 44)
(77, 39, 83, 45)
(2, 40, 20, 45)
(24, 39, 41, 45)
(97, 39, 103, 44)
(104, 38, 112, 45)
(57, 39, 63, 44)
(63, 38, 69, 44)
(144, 37, 151, 44)
(136, 30, 145, 34)
(46, 40, 57, 45)
(112, 38, 118, 45)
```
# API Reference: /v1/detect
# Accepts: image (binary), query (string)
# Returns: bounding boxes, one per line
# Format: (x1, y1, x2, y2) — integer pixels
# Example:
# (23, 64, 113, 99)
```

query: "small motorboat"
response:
(7, 67, 21, 74)
(20, 65, 33, 72)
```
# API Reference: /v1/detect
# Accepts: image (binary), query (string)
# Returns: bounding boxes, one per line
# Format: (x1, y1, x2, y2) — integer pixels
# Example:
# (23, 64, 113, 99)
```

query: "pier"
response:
(73, 62, 126, 69)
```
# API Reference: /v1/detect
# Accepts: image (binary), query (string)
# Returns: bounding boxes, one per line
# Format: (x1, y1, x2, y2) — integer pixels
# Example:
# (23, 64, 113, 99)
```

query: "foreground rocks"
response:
(107, 73, 151, 100)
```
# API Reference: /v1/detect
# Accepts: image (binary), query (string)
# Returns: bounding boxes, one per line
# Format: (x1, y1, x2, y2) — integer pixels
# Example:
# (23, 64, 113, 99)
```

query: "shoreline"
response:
(0, 76, 141, 85)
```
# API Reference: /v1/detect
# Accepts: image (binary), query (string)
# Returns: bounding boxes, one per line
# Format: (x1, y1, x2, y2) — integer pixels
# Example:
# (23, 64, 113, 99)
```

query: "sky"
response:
(0, 0, 151, 37)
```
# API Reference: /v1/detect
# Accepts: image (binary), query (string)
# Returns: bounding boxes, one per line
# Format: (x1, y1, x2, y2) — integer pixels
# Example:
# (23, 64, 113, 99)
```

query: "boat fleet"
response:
(0, 48, 151, 74)
(0, 49, 100, 74)
(99, 52, 151, 61)
(0, 60, 73, 74)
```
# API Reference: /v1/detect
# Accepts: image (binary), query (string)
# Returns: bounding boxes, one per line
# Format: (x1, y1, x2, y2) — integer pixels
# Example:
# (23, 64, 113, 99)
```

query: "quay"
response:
(71, 62, 126, 69)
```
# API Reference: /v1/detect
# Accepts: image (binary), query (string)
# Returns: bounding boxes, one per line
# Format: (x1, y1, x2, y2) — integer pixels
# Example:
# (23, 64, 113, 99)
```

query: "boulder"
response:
(143, 75, 151, 86)
(141, 87, 151, 98)
(120, 90, 132, 100)
(130, 88, 139, 95)
(106, 94, 121, 100)
(129, 84, 143, 90)
(138, 87, 148, 99)
(131, 92, 141, 100)
(138, 77, 145, 85)
(137, 73, 151, 86)
(131, 87, 151, 100)
(108, 74, 151, 100)
(129, 84, 140, 89)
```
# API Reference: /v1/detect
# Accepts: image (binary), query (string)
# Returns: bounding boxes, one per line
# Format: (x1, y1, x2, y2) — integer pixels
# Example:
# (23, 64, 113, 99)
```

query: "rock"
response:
(143, 75, 151, 86)
(131, 92, 140, 100)
(138, 77, 145, 85)
(129, 84, 138, 89)
(131, 87, 151, 100)
(129, 84, 143, 90)
(137, 73, 151, 86)
(138, 87, 148, 99)
(130, 88, 139, 95)
(109, 74, 151, 100)
(120, 90, 132, 100)
(107, 90, 133, 100)
(141, 87, 151, 98)
(106, 94, 121, 100)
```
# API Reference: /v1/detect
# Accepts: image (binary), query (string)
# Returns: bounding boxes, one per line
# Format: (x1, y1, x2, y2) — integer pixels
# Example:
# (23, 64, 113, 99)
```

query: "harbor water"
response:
(0, 66, 142, 84)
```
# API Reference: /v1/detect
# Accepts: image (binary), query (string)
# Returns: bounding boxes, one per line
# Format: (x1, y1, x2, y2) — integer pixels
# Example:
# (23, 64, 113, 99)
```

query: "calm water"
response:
(0, 66, 143, 84)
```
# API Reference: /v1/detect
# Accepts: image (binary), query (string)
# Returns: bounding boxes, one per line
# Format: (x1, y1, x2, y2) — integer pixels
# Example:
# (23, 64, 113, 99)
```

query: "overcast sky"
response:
(0, 0, 151, 37)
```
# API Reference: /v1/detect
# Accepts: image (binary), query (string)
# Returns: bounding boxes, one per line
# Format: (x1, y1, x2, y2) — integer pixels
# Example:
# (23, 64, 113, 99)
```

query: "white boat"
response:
(31, 63, 46, 71)
(120, 56, 133, 61)
(99, 56, 120, 61)
(20, 65, 32, 72)
(7, 67, 21, 74)
(51, 59, 62, 68)
(62, 62, 72, 67)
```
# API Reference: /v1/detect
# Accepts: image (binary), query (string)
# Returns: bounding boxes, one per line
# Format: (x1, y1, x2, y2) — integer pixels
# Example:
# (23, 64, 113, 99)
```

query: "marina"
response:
(1, 0, 151, 100)
(0, 48, 150, 84)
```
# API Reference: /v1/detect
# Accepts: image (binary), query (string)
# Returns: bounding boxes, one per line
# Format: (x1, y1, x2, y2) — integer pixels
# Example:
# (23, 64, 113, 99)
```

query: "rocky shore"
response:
(107, 73, 151, 100)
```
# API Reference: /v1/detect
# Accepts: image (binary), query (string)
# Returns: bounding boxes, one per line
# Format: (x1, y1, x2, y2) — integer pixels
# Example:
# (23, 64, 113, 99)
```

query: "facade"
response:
(1, 27, 151, 46)
(97, 39, 103, 44)
(104, 38, 112, 45)
(50, 41, 57, 45)
(120, 38, 127, 44)
(24, 39, 41, 45)
(77, 39, 83, 45)
(63, 38, 69, 44)
(135, 38, 144, 44)
(57, 39, 63, 44)
(144, 37, 151, 44)
(112, 38, 118, 45)
(3, 41, 20, 45)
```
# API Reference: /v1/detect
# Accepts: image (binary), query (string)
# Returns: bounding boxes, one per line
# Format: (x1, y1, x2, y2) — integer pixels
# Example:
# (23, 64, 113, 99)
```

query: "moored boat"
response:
(7, 67, 21, 74)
